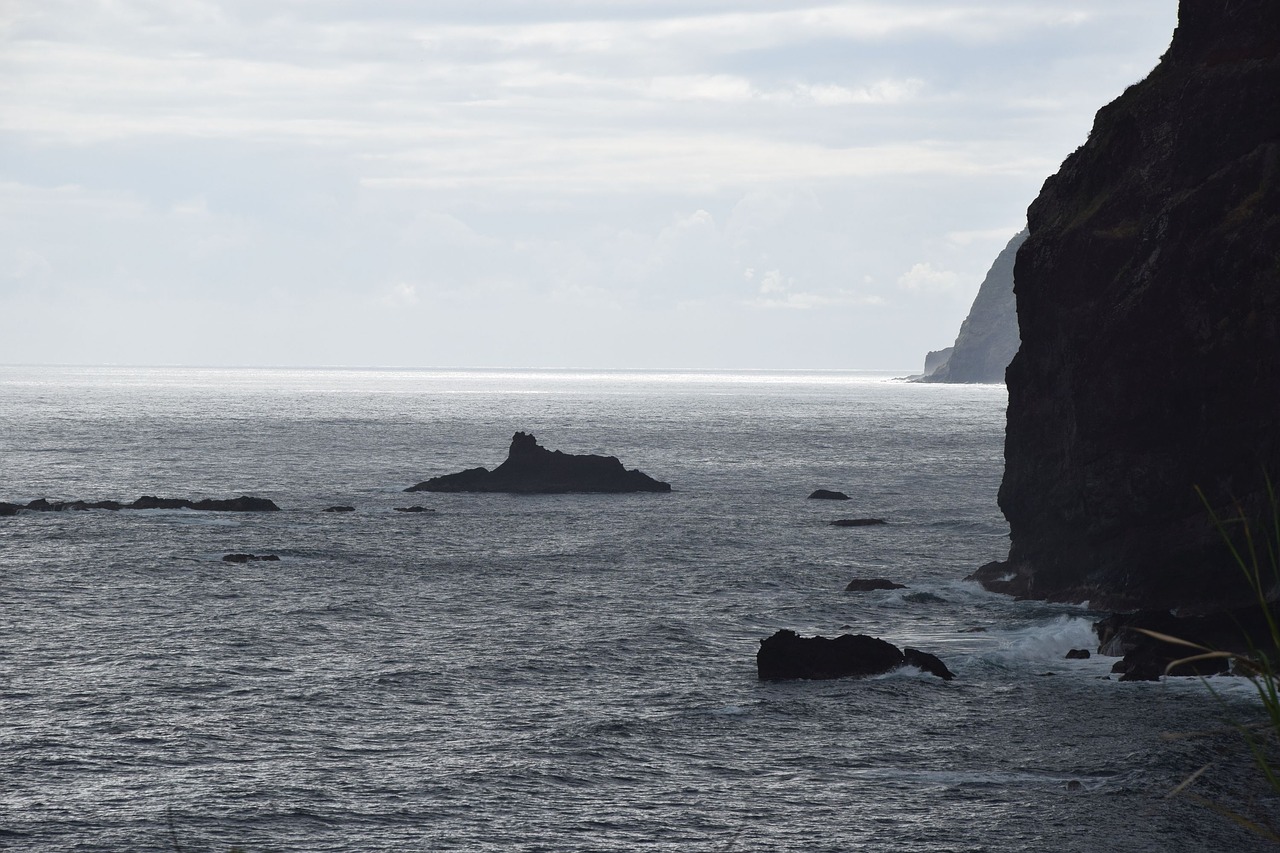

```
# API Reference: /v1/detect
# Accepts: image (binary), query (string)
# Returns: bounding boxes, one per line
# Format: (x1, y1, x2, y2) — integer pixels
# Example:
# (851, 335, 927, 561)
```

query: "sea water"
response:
(0, 366, 1274, 851)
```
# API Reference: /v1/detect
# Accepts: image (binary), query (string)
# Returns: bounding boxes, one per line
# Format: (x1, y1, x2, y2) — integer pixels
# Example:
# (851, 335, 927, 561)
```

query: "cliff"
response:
(920, 230, 1026, 383)
(978, 0, 1280, 611)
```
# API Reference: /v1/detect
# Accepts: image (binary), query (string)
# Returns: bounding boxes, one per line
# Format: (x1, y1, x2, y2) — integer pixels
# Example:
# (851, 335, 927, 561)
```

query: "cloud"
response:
(381, 281, 420, 306)
(0, 0, 1179, 368)
(897, 262, 964, 293)
(745, 267, 883, 310)
(797, 78, 925, 105)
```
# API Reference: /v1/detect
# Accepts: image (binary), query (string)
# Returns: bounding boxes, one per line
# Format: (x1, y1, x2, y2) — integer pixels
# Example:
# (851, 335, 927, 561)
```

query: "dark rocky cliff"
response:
(921, 229, 1027, 383)
(981, 0, 1280, 611)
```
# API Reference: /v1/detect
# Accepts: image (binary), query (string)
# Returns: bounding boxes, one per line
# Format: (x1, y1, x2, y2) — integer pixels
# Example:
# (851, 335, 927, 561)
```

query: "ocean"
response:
(0, 365, 1274, 852)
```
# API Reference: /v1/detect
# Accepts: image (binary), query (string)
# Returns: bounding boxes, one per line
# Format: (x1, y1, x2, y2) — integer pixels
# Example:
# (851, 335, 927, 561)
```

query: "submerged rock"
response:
(844, 578, 907, 592)
(1065, 649, 1092, 660)
(23, 498, 123, 512)
(323, 505, 356, 513)
(406, 432, 671, 494)
(808, 489, 850, 500)
(395, 506, 436, 513)
(131, 496, 279, 512)
(10, 495, 279, 513)
(756, 629, 954, 681)
(222, 553, 281, 563)
(831, 518, 886, 527)
(903, 591, 947, 604)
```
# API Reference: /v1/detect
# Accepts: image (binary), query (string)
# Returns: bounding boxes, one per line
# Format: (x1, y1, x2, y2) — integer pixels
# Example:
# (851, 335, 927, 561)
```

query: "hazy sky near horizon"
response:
(1, 1, 1177, 370)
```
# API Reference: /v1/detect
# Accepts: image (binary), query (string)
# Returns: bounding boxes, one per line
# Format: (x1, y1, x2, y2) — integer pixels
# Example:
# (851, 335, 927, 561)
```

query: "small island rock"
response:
(406, 432, 671, 494)
(844, 578, 907, 592)
(222, 554, 281, 563)
(831, 518, 886, 527)
(756, 629, 954, 681)
(808, 489, 850, 500)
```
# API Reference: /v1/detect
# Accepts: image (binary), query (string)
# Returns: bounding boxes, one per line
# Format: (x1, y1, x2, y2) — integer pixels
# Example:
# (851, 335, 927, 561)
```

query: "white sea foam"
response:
(983, 614, 1099, 664)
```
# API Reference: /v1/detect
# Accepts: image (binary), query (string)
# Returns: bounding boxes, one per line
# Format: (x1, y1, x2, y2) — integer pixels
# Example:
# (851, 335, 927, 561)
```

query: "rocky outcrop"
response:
(830, 518, 885, 527)
(756, 629, 954, 680)
(7, 496, 279, 513)
(395, 505, 436, 513)
(406, 432, 671, 494)
(131, 496, 279, 512)
(980, 1, 1280, 611)
(920, 230, 1027, 383)
(222, 553, 280, 563)
(902, 648, 957, 681)
(323, 505, 355, 513)
(844, 578, 907, 592)
(808, 489, 850, 500)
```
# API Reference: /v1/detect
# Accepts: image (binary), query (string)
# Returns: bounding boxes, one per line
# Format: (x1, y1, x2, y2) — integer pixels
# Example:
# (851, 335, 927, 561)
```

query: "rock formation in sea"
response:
(406, 432, 672, 494)
(919, 229, 1027, 383)
(4, 496, 280, 513)
(844, 577, 907, 592)
(973, 0, 1280, 612)
(756, 629, 954, 680)
(808, 489, 850, 500)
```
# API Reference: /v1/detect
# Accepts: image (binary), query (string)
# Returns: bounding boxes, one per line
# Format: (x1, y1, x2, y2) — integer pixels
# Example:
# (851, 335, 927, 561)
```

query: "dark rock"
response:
(756, 629, 954, 681)
(964, 560, 1024, 596)
(961, 626, 988, 633)
(406, 432, 671, 494)
(919, 229, 1027, 384)
(903, 648, 957, 680)
(990, 1, 1280, 612)
(844, 578, 907, 592)
(0, 502, 19, 516)
(1094, 610, 1183, 657)
(903, 591, 947, 604)
(1094, 606, 1266, 680)
(1065, 649, 1092, 660)
(830, 518, 886, 527)
(395, 506, 436, 513)
(221, 554, 281, 563)
(133, 496, 279, 512)
(23, 498, 123, 512)
(7, 496, 279, 513)
(324, 505, 355, 513)
(808, 489, 850, 500)
(757, 629, 903, 680)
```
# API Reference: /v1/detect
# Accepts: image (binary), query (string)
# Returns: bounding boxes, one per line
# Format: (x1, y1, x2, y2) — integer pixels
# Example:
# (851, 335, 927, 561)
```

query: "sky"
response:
(0, 1, 1178, 370)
